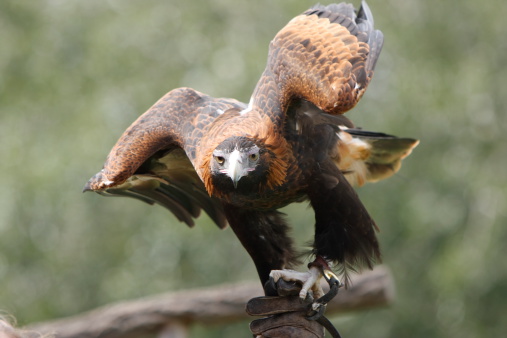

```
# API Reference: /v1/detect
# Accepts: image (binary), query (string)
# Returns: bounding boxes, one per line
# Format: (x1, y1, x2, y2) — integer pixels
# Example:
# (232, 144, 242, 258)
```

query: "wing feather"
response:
(288, 100, 419, 187)
(98, 186, 197, 226)
(341, 129, 419, 184)
(250, 1, 383, 129)
(85, 88, 241, 228)
(335, 128, 419, 186)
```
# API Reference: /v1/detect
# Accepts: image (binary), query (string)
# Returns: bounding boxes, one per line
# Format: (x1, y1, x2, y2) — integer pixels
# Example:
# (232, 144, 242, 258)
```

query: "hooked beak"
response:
(226, 150, 244, 188)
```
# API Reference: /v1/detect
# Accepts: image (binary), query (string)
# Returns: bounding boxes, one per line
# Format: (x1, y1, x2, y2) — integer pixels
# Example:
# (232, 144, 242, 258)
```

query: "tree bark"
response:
(28, 266, 394, 338)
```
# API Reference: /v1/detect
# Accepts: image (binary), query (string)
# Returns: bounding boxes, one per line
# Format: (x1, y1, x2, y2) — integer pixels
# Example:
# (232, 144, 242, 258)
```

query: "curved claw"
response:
(265, 276, 309, 298)
(306, 302, 327, 321)
(306, 274, 343, 338)
(317, 271, 342, 305)
(264, 277, 279, 297)
(306, 270, 342, 321)
(269, 268, 325, 299)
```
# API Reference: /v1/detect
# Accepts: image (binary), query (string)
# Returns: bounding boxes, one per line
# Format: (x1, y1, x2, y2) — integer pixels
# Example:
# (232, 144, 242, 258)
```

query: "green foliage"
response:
(1, 0, 506, 337)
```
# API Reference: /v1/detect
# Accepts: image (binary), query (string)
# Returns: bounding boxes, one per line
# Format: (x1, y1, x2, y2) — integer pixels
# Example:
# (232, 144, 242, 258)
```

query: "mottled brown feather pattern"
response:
(86, 87, 244, 191)
(85, 2, 417, 290)
(257, 13, 369, 122)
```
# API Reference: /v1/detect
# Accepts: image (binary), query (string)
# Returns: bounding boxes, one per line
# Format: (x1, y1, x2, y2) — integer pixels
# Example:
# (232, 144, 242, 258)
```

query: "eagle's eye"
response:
(249, 153, 259, 161)
(214, 156, 225, 165)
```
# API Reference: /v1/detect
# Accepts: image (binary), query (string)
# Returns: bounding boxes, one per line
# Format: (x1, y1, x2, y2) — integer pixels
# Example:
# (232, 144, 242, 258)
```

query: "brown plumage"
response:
(85, 1, 418, 292)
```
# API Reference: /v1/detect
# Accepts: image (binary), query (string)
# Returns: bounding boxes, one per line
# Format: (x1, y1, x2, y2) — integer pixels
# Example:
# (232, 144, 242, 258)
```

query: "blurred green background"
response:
(1, 0, 506, 337)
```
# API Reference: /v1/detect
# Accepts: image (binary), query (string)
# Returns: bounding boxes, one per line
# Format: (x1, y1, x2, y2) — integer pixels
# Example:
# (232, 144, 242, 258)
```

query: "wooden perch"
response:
(28, 266, 394, 338)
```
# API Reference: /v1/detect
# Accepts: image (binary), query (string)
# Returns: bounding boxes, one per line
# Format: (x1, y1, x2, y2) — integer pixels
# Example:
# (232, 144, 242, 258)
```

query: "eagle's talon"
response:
(323, 270, 342, 289)
(298, 291, 314, 305)
(278, 279, 305, 297)
(315, 272, 341, 305)
(306, 302, 327, 321)
(306, 277, 339, 321)
(264, 276, 278, 296)
(269, 267, 326, 300)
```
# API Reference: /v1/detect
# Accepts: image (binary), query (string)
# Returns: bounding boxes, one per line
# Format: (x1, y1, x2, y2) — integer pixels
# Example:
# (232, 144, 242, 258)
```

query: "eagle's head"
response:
(210, 136, 269, 192)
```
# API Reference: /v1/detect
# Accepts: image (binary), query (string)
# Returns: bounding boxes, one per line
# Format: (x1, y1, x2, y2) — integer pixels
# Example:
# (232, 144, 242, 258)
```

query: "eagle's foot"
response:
(270, 256, 341, 298)
(268, 257, 343, 322)
(269, 266, 326, 300)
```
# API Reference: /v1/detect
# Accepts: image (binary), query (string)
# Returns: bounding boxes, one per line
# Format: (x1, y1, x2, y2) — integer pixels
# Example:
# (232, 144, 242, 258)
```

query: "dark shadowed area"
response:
(0, 0, 505, 337)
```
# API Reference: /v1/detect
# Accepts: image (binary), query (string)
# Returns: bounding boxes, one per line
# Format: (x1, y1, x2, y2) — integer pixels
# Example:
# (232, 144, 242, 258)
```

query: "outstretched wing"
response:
(255, 1, 416, 187)
(249, 0, 383, 126)
(84, 87, 245, 228)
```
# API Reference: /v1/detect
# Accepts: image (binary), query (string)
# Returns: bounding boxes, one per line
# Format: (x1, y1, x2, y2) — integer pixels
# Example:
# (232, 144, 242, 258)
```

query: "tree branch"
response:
(28, 266, 394, 338)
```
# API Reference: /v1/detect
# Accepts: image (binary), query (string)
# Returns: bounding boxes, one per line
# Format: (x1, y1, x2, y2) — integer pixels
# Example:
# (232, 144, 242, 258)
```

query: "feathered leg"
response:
(223, 204, 298, 296)
(271, 161, 380, 303)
